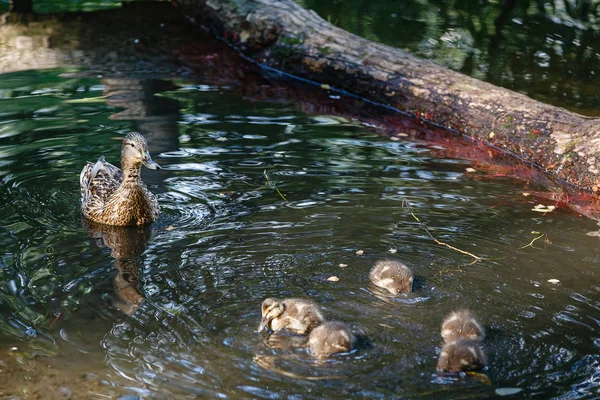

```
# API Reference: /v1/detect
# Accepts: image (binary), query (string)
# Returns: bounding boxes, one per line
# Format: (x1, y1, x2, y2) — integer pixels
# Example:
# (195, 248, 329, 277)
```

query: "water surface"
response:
(1, 69, 600, 398)
(301, 0, 600, 115)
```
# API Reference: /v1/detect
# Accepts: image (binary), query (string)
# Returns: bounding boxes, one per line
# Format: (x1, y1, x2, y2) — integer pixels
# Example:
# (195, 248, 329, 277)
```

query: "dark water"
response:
(2, 68, 600, 398)
(301, 0, 600, 116)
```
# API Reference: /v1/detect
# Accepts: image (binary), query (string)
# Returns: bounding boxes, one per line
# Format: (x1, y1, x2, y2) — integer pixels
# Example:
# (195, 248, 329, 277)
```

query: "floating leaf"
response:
(327, 276, 339, 282)
(388, 248, 397, 254)
(166, 225, 175, 231)
(495, 388, 523, 396)
(547, 279, 560, 284)
(321, 84, 331, 90)
(523, 192, 530, 196)
(396, 133, 409, 137)
(64, 96, 106, 104)
(339, 263, 348, 268)
(531, 204, 555, 213)
(465, 167, 476, 173)
(355, 250, 364, 255)
(489, 131, 495, 139)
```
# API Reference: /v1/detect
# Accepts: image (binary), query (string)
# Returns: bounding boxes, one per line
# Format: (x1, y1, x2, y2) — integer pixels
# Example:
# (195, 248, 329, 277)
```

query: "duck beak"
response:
(142, 152, 161, 170)
(257, 318, 269, 333)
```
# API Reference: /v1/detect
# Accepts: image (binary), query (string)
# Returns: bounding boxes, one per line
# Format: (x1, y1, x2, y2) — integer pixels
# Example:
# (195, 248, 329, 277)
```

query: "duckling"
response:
(436, 338, 487, 372)
(441, 309, 484, 343)
(258, 298, 324, 335)
(308, 321, 356, 359)
(369, 259, 413, 295)
(80, 132, 161, 226)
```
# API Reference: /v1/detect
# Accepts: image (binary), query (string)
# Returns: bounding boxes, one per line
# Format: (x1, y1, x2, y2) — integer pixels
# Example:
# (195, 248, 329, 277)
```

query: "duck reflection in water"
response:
(83, 219, 152, 315)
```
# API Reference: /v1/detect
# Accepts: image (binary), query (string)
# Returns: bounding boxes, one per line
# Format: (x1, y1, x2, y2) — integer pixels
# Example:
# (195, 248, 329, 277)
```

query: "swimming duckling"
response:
(436, 338, 487, 372)
(258, 298, 324, 335)
(369, 259, 413, 295)
(308, 321, 356, 359)
(80, 132, 161, 226)
(441, 309, 485, 343)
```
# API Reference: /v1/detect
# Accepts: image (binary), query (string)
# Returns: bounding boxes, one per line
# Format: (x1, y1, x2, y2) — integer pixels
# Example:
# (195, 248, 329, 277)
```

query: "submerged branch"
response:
(402, 199, 483, 263)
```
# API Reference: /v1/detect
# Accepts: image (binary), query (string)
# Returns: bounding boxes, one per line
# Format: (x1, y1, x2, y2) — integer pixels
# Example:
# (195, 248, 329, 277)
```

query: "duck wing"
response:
(80, 156, 122, 204)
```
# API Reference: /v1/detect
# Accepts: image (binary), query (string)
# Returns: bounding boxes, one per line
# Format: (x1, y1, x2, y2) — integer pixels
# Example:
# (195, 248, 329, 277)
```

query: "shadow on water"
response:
(2, 1, 600, 399)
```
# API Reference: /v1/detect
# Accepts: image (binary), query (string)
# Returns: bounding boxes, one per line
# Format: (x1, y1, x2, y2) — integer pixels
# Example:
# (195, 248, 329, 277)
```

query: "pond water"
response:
(2, 68, 600, 398)
(302, 0, 600, 116)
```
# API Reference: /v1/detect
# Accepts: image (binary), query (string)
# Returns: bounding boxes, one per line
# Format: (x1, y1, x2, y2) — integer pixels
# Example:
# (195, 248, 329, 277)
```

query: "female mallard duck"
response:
(369, 259, 414, 295)
(80, 132, 161, 226)
(436, 338, 487, 372)
(308, 321, 355, 359)
(258, 298, 325, 335)
(441, 309, 485, 343)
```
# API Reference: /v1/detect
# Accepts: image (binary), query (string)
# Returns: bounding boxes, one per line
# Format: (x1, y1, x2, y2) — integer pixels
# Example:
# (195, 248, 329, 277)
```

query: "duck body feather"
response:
(80, 132, 160, 226)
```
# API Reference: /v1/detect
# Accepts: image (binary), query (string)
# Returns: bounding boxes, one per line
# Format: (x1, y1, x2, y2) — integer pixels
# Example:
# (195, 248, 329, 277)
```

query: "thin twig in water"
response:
(263, 170, 289, 203)
(403, 199, 483, 263)
(518, 233, 548, 249)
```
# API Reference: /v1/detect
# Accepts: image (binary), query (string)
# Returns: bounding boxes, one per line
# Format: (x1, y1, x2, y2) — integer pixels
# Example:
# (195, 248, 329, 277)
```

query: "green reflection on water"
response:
(300, 0, 600, 115)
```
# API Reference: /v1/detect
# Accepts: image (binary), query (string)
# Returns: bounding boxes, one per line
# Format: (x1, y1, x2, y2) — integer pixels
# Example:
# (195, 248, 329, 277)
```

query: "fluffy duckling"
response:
(258, 298, 324, 335)
(436, 338, 487, 372)
(80, 132, 161, 226)
(369, 259, 413, 295)
(441, 309, 485, 343)
(308, 321, 356, 359)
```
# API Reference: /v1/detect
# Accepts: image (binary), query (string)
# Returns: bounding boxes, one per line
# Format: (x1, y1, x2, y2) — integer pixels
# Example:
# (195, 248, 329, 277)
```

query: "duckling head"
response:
(387, 274, 413, 295)
(121, 132, 161, 170)
(258, 298, 285, 333)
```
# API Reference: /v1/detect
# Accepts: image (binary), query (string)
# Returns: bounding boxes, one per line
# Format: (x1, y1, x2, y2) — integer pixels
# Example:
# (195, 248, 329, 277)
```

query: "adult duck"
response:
(80, 132, 161, 226)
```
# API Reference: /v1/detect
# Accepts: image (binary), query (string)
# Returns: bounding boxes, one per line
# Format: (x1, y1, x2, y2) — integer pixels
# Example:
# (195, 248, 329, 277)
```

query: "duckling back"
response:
(369, 259, 413, 295)
(436, 338, 487, 372)
(258, 297, 324, 335)
(308, 321, 355, 359)
(441, 309, 485, 342)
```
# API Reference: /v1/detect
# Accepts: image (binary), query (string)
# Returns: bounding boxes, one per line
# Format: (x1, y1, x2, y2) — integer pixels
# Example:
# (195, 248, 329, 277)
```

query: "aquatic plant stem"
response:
(263, 170, 289, 203)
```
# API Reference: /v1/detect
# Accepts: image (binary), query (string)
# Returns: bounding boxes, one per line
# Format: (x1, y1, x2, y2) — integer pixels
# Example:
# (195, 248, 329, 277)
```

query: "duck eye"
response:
(129, 143, 135, 147)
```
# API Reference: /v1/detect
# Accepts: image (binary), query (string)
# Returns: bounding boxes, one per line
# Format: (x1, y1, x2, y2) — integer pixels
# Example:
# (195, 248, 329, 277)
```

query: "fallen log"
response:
(174, 0, 600, 191)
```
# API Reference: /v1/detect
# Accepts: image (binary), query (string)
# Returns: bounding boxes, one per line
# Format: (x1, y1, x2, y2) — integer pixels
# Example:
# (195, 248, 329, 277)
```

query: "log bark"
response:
(174, 0, 600, 191)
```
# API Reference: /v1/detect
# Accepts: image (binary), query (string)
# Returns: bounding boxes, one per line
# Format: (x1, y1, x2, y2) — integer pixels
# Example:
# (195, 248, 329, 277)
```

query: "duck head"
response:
(122, 132, 161, 170)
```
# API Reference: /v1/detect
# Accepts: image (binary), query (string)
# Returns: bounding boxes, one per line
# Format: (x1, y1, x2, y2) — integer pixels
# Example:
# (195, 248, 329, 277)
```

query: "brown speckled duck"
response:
(258, 298, 325, 335)
(308, 321, 356, 359)
(369, 259, 414, 295)
(436, 338, 487, 372)
(441, 309, 485, 343)
(80, 132, 161, 226)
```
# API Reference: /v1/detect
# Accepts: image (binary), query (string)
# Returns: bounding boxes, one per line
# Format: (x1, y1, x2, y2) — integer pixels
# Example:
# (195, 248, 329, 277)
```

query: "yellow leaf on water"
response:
(339, 263, 348, 268)
(531, 204, 555, 213)
(166, 225, 175, 231)
(523, 192, 531, 196)
(327, 276, 339, 282)
(547, 279, 560, 284)
(465, 167, 476, 173)
(321, 84, 331, 90)
(397, 133, 409, 137)
(355, 250, 364, 255)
